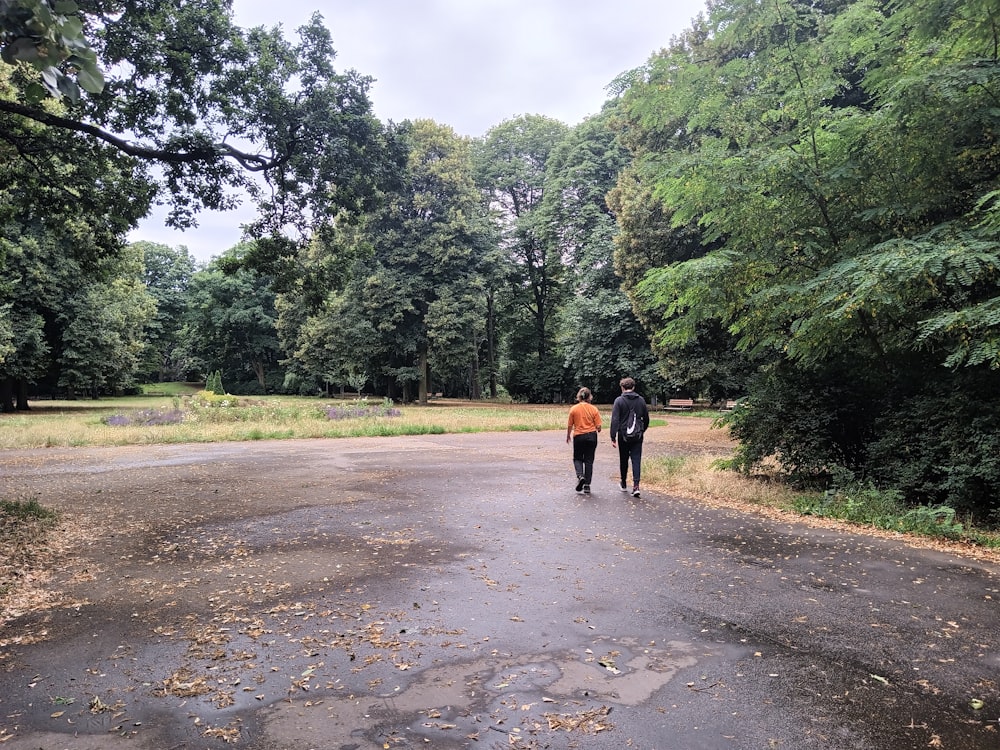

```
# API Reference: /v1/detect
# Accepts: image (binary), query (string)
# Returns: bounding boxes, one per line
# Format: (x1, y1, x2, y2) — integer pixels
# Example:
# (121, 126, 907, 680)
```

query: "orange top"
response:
(567, 402, 602, 436)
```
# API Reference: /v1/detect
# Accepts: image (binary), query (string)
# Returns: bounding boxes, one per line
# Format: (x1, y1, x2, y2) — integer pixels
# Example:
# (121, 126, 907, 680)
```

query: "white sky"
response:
(129, 0, 707, 262)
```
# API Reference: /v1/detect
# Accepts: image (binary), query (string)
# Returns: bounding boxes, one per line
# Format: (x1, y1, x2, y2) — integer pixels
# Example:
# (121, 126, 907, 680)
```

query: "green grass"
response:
(0, 395, 575, 449)
(803, 489, 1000, 548)
(1, 391, 676, 450)
(647, 453, 1000, 550)
(0, 497, 57, 524)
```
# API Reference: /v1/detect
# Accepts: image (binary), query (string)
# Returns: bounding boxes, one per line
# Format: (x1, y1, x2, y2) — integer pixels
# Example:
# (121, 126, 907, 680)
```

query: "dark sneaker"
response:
(583, 485, 591, 495)
(619, 481, 628, 492)
(575, 476, 586, 492)
(631, 486, 641, 498)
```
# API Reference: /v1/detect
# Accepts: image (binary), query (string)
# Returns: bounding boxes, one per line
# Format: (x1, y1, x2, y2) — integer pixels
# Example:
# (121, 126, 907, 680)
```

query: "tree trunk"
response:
(469, 347, 481, 400)
(418, 349, 428, 405)
(0, 378, 14, 413)
(253, 360, 266, 389)
(15, 379, 30, 411)
(487, 291, 497, 399)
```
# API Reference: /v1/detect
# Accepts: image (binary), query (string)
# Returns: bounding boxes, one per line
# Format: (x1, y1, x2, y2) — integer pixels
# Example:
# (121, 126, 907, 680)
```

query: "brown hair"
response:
(619, 377, 636, 391)
(576, 387, 592, 402)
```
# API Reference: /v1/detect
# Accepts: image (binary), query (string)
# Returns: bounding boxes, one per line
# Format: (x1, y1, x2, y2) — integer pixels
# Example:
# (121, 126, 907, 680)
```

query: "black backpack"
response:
(621, 399, 645, 444)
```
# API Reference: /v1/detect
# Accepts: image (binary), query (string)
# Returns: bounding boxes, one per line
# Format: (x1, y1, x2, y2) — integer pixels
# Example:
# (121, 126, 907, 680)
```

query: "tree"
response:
(346, 120, 490, 401)
(275, 120, 493, 402)
(1, 4, 394, 243)
(475, 115, 570, 401)
(616, 0, 1000, 512)
(178, 245, 281, 393)
(0, 0, 104, 102)
(538, 113, 666, 402)
(134, 241, 196, 383)
(0, 215, 159, 409)
(57, 265, 155, 398)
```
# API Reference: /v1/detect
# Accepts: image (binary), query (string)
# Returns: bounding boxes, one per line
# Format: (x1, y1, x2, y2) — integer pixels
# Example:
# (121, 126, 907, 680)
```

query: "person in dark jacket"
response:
(609, 377, 650, 498)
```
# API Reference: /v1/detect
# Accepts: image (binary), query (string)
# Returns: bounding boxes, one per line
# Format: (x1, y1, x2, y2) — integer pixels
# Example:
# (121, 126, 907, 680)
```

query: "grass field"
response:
(0, 394, 670, 450)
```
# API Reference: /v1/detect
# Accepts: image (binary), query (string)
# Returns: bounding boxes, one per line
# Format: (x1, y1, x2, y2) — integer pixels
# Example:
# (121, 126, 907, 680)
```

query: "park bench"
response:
(666, 398, 695, 411)
(720, 399, 738, 411)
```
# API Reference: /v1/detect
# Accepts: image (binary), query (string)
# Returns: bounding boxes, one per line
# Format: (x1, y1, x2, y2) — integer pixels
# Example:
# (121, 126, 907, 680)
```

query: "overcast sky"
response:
(129, 0, 707, 261)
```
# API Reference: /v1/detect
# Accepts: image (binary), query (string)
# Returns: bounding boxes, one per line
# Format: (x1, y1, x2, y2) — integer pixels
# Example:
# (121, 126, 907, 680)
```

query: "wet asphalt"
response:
(0, 431, 998, 750)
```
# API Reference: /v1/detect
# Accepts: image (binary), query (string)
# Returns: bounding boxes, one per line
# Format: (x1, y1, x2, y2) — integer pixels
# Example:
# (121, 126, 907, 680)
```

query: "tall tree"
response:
(57, 255, 155, 399)
(1, 5, 393, 249)
(331, 119, 491, 402)
(179, 245, 281, 392)
(134, 241, 196, 383)
(276, 120, 493, 402)
(540, 113, 665, 402)
(475, 114, 569, 401)
(616, 0, 1000, 511)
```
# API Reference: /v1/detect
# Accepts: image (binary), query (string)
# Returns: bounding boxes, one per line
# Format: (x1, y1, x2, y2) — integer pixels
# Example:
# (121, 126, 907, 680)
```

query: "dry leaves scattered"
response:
(0, 514, 96, 633)
(542, 705, 613, 733)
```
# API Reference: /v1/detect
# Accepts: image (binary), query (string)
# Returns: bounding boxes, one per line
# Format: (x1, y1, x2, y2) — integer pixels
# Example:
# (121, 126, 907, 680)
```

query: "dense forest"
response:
(1, 0, 998, 516)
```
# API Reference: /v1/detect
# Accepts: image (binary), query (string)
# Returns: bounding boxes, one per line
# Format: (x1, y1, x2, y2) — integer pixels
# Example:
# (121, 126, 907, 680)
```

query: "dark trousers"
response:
(572, 431, 598, 484)
(618, 438, 643, 486)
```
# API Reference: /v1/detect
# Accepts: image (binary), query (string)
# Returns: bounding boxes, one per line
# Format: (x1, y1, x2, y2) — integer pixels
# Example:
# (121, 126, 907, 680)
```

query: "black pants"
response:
(618, 438, 643, 486)
(572, 431, 598, 484)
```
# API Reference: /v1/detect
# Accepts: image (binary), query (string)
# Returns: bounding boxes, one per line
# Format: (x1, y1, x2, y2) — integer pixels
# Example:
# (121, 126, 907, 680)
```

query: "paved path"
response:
(0, 431, 998, 749)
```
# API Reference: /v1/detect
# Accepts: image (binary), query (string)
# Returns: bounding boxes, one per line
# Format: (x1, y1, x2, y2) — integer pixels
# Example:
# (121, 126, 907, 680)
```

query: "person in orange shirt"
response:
(566, 386, 602, 494)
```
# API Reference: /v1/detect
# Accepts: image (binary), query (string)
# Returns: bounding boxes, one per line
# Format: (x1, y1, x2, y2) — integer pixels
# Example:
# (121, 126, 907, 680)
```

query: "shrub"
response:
(324, 399, 402, 420)
(189, 390, 240, 408)
(725, 361, 880, 484)
(102, 408, 185, 427)
(205, 370, 226, 396)
(866, 374, 1000, 519)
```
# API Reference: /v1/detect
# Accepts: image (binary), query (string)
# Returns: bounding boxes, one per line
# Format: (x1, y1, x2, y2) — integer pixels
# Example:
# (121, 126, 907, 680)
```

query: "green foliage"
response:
(865, 372, 1000, 517)
(545, 113, 667, 401)
(794, 482, 965, 541)
(134, 242, 196, 383)
(179, 249, 282, 392)
(204, 370, 225, 396)
(615, 0, 1000, 513)
(475, 115, 571, 402)
(725, 360, 881, 481)
(0, 0, 104, 102)
(0, 496, 56, 524)
(2, 5, 396, 251)
(190, 389, 236, 408)
(277, 119, 491, 402)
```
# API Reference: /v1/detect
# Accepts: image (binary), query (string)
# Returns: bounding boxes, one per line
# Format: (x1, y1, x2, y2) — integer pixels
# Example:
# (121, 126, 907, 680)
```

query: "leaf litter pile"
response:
(0, 498, 87, 629)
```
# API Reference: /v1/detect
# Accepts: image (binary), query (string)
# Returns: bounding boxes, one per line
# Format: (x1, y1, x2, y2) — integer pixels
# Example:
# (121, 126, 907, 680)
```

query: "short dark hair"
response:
(619, 377, 635, 391)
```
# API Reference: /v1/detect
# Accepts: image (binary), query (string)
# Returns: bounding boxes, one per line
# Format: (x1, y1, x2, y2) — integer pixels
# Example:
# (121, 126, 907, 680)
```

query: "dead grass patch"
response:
(645, 453, 1000, 565)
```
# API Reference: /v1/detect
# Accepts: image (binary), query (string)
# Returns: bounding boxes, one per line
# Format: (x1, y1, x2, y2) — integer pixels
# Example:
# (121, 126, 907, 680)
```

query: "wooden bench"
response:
(720, 399, 739, 411)
(665, 398, 694, 411)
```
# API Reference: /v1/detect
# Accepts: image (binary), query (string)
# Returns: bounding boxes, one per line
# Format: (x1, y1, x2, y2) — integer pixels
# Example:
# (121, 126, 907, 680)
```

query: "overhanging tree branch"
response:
(0, 98, 290, 171)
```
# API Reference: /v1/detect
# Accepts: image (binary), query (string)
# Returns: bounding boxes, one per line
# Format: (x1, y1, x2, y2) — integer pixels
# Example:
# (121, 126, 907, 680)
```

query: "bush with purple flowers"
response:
(324, 399, 402, 421)
(102, 408, 185, 427)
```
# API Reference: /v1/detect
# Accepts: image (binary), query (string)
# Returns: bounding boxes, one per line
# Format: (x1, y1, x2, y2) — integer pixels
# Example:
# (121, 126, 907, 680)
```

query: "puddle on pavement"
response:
(257, 635, 700, 748)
